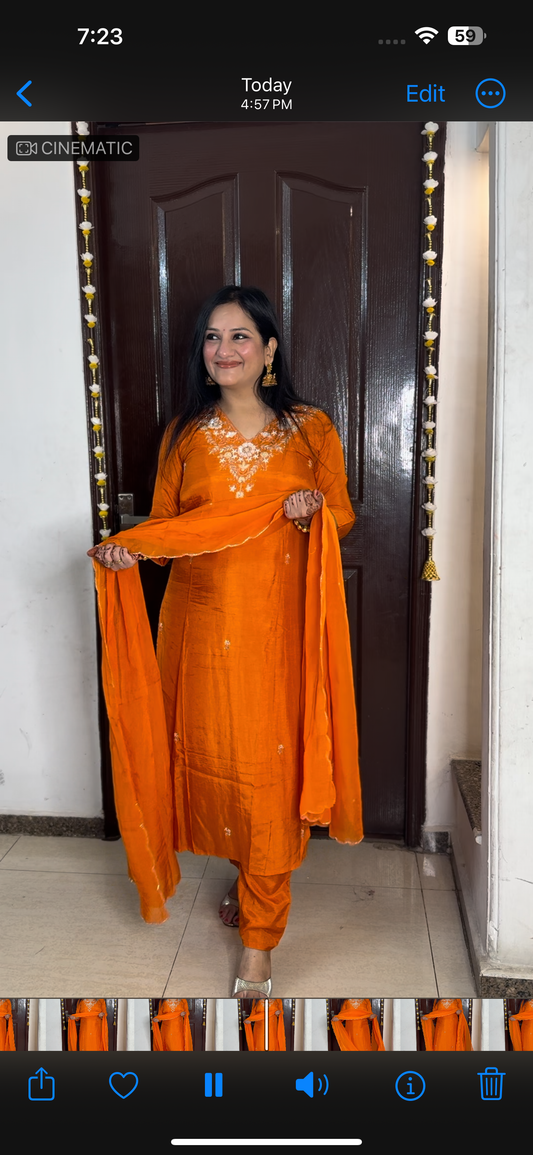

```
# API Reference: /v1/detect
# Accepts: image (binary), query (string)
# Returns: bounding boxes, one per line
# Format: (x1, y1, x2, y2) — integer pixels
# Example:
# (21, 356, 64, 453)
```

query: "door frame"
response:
(77, 121, 444, 847)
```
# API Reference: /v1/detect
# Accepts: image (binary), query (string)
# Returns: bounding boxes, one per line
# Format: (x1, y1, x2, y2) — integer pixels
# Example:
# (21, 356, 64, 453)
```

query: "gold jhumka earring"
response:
(262, 362, 277, 387)
(206, 374, 216, 385)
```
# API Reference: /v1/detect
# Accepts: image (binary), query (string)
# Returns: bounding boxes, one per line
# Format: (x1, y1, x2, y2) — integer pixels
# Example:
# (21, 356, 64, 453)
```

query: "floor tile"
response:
(423, 889, 477, 996)
(0, 870, 200, 996)
(164, 878, 244, 997)
(274, 882, 437, 997)
(0, 834, 20, 861)
(177, 852, 209, 879)
(0, 834, 129, 875)
(204, 858, 239, 880)
(293, 839, 420, 889)
(416, 852, 455, 891)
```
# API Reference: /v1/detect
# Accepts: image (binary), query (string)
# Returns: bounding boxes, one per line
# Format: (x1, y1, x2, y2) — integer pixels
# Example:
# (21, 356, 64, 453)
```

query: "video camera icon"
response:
(295, 1071, 329, 1098)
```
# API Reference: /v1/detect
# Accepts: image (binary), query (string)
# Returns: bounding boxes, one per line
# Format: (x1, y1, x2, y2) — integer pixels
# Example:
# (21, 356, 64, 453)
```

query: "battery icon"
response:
(478, 1067, 505, 1101)
(448, 26, 485, 45)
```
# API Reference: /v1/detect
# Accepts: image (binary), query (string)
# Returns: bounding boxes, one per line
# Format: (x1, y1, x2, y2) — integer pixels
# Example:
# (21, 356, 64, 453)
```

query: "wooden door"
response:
(90, 121, 432, 841)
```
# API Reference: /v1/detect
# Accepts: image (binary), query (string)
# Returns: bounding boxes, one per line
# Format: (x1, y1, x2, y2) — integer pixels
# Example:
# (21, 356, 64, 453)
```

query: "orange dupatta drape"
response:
(68, 999, 109, 1051)
(421, 999, 472, 1051)
(509, 1000, 533, 1051)
(152, 999, 193, 1051)
(244, 1000, 267, 1051)
(331, 999, 385, 1051)
(93, 494, 362, 924)
(0, 1000, 16, 1051)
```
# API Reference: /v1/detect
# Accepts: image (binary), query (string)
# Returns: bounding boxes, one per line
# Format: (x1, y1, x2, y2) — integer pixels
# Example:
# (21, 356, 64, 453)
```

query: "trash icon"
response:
(478, 1067, 505, 1101)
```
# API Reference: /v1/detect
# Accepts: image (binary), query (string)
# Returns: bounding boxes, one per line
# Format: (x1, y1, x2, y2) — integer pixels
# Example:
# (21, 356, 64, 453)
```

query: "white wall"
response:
(425, 121, 488, 829)
(0, 122, 101, 817)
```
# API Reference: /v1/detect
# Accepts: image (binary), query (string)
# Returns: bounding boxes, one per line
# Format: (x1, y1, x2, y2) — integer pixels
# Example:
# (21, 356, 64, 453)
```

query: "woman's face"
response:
(203, 303, 277, 393)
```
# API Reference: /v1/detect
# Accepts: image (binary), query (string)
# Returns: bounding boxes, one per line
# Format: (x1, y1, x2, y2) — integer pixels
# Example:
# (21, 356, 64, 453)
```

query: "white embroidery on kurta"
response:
(285, 553, 290, 564)
(277, 744, 284, 753)
(224, 827, 231, 836)
(198, 408, 315, 498)
(224, 639, 230, 649)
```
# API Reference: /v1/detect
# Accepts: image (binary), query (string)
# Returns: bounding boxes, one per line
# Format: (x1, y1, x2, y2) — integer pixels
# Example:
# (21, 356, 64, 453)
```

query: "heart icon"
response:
(109, 1071, 139, 1098)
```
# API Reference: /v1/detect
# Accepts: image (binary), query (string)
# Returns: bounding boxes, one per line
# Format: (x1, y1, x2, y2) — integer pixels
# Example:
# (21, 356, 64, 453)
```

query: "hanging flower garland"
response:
(420, 121, 441, 581)
(75, 121, 110, 540)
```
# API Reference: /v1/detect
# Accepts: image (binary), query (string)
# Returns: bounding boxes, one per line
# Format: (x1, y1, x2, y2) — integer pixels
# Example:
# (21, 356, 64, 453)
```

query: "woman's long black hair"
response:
(163, 285, 313, 465)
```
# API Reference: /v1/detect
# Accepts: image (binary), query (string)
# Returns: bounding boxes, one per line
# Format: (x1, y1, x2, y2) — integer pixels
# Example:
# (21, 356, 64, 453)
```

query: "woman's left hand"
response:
(283, 489, 323, 524)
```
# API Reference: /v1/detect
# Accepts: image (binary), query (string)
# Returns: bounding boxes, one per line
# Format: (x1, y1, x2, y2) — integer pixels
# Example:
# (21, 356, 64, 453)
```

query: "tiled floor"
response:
(0, 834, 476, 997)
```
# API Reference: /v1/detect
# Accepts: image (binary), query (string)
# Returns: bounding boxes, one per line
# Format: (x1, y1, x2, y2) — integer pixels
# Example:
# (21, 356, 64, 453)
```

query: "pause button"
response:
(204, 1072, 223, 1098)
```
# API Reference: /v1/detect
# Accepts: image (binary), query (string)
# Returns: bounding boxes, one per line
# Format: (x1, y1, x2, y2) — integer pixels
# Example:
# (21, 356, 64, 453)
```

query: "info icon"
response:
(395, 1070, 426, 1101)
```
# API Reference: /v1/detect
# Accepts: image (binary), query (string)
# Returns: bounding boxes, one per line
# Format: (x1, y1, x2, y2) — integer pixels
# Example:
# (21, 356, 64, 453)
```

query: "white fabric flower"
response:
(424, 216, 437, 227)
(89, 384, 100, 394)
(423, 421, 436, 430)
(422, 122, 439, 134)
(424, 475, 437, 485)
(424, 179, 439, 191)
(81, 252, 93, 262)
(84, 313, 97, 324)
(423, 296, 437, 307)
(83, 284, 96, 296)
(97, 503, 109, 511)
(92, 445, 104, 457)
(424, 366, 437, 377)
(95, 471, 107, 481)
(423, 397, 437, 409)
(99, 529, 111, 538)
(88, 354, 99, 366)
(422, 502, 436, 511)
(79, 221, 93, 232)
(77, 188, 91, 198)
(421, 527, 436, 536)
(423, 151, 438, 163)
(76, 121, 90, 136)
(424, 331, 438, 340)
(423, 249, 437, 261)
(91, 416, 102, 426)
(422, 448, 437, 459)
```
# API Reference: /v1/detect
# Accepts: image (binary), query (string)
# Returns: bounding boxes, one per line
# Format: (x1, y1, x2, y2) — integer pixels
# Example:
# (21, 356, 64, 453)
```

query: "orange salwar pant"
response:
(231, 860, 291, 950)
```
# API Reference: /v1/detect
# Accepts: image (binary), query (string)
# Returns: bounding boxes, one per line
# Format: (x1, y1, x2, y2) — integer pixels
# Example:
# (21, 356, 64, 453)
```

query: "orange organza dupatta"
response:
(331, 999, 385, 1051)
(152, 999, 193, 1051)
(421, 999, 472, 1051)
(93, 495, 362, 923)
(68, 999, 109, 1051)
(243, 1000, 266, 1051)
(509, 1001, 533, 1050)
(0, 1000, 16, 1051)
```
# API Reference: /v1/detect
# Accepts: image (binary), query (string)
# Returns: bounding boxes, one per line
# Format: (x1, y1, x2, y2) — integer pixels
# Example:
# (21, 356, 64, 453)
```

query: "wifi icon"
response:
(295, 1071, 329, 1098)
(415, 27, 439, 43)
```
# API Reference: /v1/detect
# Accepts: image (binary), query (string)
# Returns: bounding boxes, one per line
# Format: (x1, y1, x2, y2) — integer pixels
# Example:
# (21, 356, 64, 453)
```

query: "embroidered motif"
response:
(285, 553, 290, 564)
(198, 407, 314, 498)
(224, 827, 231, 836)
(224, 639, 230, 649)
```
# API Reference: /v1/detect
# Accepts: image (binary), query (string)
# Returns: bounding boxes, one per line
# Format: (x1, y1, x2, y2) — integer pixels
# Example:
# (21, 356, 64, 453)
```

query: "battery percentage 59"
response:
(448, 26, 486, 45)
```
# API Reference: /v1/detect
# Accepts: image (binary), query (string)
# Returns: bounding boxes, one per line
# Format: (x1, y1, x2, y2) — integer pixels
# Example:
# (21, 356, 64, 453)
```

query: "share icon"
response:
(295, 1071, 329, 1098)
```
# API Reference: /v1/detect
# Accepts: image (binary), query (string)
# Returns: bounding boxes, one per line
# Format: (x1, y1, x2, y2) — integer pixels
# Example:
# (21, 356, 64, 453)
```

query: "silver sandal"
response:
(231, 976, 272, 998)
(219, 892, 239, 927)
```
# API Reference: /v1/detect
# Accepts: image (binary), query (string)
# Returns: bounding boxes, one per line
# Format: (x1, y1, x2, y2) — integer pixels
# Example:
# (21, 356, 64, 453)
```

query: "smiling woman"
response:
(88, 285, 362, 998)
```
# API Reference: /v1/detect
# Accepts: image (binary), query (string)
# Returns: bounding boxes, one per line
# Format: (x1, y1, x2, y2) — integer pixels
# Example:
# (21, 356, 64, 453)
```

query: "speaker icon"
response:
(295, 1071, 329, 1098)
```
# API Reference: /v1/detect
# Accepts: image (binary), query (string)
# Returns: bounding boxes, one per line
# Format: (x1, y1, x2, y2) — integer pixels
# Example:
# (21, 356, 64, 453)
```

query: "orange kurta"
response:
(0, 1000, 16, 1051)
(268, 999, 287, 1051)
(509, 1000, 533, 1051)
(152, 999, 193, 1051)
(331, 998, 385, 1051)
(421, 999, 472, 1051)
(243, 999, 266, 1051)
(68, 999, 108, 1051)
(93, 406, 362, 923)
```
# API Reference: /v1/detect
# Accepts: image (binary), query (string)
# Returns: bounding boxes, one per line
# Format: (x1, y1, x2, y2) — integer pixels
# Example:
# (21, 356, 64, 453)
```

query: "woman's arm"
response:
(311, 414, 355, 539)
(147, 425, 184, 564)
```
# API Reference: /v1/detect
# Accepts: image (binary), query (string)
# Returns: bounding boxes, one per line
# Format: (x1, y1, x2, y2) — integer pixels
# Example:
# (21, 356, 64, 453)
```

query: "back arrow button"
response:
(17, 81, 32, 107)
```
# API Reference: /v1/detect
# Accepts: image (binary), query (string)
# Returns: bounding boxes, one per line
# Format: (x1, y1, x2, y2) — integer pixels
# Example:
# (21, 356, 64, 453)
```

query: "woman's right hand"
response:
(87, 544, 142, 570)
